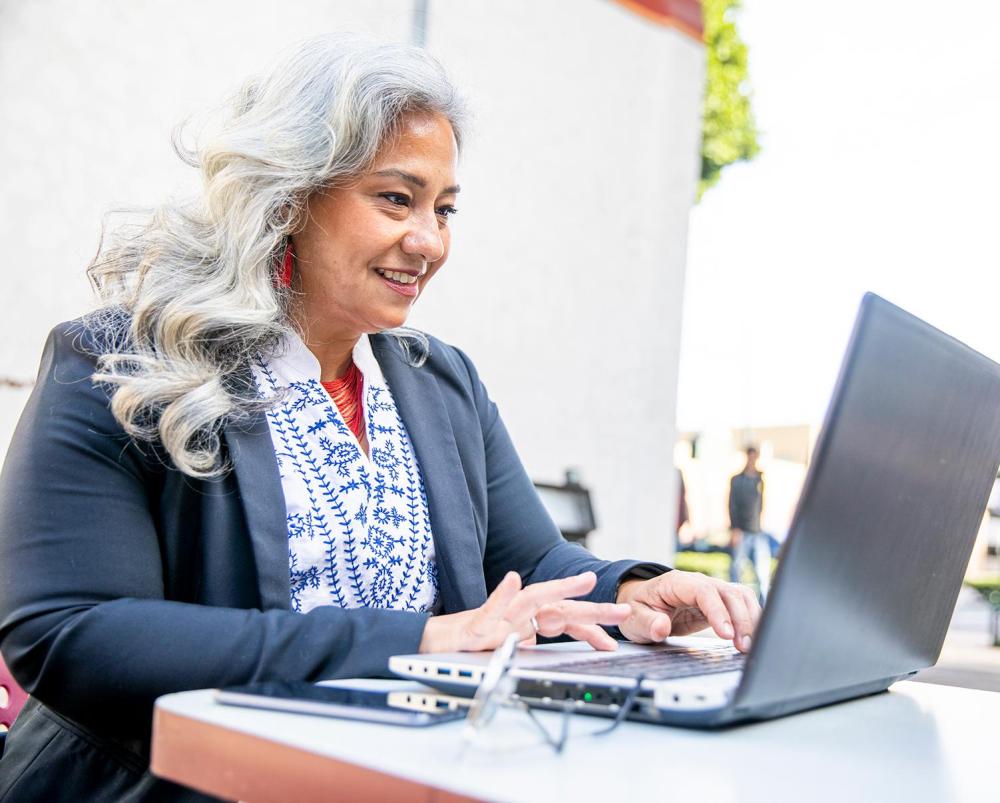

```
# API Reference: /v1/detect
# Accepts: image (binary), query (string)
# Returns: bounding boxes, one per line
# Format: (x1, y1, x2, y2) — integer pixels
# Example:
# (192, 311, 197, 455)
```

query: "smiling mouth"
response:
(375, 268, 422, 285)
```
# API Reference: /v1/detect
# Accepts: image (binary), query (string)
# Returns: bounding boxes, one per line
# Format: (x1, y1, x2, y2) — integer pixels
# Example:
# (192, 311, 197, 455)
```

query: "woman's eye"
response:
(436, 205, 458, 219)
(380, 192, 410, 207)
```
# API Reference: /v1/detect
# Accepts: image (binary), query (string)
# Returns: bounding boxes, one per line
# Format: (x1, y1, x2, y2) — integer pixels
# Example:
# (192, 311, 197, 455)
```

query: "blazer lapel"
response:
(372, 334, 487, 613)
(224, 413, 292, 611)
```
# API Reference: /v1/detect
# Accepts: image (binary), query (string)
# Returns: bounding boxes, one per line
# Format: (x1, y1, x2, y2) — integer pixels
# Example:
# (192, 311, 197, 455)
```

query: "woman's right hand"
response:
(418, 571, 631, 654)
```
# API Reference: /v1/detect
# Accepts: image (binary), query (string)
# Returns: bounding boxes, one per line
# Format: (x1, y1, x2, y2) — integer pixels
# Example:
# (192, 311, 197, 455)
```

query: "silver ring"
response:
(529, 615, 540, 634)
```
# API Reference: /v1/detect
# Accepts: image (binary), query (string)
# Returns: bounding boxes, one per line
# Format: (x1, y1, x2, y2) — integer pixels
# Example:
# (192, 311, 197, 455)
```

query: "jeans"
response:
(730, 530, 772, 604)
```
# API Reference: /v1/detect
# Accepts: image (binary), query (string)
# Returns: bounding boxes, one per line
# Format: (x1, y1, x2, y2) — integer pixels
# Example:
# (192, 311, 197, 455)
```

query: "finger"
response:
(740, 584, 762, 630)
(565, 623, 619, 651)
(719, 584, 754, 652)
(504, 572, 598, 621)
(693, 585, 736, 642)
(621, 604, 673, 644)
(534, 601, 631, 636)
(474, 572, 522, 632)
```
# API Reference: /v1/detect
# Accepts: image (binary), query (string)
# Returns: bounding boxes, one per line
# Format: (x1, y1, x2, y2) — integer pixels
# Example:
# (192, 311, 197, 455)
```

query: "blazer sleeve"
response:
(448, 346, 669, 605)
(0, 323, 428, 735)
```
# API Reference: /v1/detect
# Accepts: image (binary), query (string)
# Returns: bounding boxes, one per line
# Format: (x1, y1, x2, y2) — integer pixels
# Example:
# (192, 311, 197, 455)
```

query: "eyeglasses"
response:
(463, 633, 646, 754)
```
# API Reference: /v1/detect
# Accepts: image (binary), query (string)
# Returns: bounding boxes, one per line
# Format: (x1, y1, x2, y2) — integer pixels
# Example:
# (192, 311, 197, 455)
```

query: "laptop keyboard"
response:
(540, 644, 745, 681)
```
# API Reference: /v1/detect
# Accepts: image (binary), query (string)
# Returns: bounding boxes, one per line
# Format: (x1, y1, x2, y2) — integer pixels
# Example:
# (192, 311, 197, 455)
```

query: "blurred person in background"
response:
(0, 34, 760, 801)
(675, 466, 691, 548)
(728, 445, 772, 602)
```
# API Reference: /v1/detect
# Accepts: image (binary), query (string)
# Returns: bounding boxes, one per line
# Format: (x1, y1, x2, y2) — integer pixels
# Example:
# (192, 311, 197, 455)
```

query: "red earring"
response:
(276, 240, 294, 288)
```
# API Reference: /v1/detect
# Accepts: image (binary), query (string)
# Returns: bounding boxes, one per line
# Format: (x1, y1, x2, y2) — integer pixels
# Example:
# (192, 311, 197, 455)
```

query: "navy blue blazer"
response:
(0, 321, 665, 801)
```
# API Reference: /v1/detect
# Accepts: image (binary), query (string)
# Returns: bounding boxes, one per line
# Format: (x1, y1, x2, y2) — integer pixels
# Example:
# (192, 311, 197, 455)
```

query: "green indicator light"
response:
(583, 692, 593, 702)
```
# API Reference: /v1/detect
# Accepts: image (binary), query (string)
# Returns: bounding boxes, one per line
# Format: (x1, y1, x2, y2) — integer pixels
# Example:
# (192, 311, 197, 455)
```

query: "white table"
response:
(151, 679, 998, 803)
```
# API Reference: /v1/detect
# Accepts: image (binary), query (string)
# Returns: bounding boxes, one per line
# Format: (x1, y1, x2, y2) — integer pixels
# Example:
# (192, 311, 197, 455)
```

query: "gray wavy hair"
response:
(85, 34, 467, 478)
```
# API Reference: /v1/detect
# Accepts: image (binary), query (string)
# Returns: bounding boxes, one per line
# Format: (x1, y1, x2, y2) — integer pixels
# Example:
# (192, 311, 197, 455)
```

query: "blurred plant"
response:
(673, 550, 730, 579)
(699, 0, 760, 199)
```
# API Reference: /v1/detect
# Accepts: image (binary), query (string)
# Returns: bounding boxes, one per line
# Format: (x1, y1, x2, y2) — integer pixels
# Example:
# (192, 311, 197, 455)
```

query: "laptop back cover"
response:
(731, 294, 1000, 718)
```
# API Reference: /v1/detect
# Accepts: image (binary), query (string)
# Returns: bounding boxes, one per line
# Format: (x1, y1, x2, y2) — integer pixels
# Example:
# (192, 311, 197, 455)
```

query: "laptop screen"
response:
(735, 294, 1000, 713)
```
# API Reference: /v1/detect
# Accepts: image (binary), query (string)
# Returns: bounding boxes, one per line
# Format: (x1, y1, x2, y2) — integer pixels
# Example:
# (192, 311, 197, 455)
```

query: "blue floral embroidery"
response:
(287, 512, 314, 540)
(307, 408, 351, 438)
(320, 438, 361, 478)
(384, 407, 437, 611)
(289, 551, 322, 613)
(288, 381, 329, 412)
(255, 359, 351, 609)
(252, 340, 438, 614)
(371, 442, 401, 482)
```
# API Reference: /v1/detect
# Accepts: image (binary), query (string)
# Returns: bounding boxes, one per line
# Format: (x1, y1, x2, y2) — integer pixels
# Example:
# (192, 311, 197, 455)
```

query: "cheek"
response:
(317, 233, 377, 280)
(308, 207, 392, 268)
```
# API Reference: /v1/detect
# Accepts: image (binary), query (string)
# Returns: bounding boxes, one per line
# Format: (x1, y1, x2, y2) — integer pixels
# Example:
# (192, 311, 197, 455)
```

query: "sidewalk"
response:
(913, 587, 1000, 692)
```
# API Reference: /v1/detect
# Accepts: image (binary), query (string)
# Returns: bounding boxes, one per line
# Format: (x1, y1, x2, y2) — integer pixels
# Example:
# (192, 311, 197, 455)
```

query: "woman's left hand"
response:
(418, 571, 632, 654)
(615, 571, 762, 653)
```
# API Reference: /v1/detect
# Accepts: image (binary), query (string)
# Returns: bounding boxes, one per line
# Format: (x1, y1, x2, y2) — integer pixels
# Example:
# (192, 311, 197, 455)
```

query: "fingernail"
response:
(741, 635, 752, 651)
(722, 622, 734, 639)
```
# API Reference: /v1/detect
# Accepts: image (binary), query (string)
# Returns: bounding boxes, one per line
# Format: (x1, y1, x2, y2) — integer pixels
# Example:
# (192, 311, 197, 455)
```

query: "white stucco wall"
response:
(0, 0, 703, 563)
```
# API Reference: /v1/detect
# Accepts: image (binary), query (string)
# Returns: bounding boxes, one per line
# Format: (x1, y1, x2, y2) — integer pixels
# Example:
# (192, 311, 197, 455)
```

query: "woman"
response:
(0, 35, 759, 801)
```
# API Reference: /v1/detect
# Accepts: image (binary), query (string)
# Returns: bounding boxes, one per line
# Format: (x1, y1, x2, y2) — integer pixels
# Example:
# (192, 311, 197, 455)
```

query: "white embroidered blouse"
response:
(251, 332, 439, 615)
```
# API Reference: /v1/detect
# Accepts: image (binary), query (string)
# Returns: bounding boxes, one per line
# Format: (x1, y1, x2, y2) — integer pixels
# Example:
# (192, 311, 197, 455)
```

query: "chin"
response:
(373, 310, 414, 333)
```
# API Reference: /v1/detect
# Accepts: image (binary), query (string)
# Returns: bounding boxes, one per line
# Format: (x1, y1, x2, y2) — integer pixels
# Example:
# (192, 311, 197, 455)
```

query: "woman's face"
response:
(292, 112, 460, 339)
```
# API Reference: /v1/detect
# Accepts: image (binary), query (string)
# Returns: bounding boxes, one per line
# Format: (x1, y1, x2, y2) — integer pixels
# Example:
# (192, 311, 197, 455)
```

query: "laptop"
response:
(390, 293, 1000, 727)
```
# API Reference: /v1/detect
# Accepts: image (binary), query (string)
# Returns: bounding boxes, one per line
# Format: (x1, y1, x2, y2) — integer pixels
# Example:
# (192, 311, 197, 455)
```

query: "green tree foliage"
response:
(699, 0, 759, 199)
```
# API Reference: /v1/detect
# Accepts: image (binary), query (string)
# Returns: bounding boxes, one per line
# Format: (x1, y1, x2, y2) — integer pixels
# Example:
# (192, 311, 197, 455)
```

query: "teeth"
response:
(377, 269, 418, 285)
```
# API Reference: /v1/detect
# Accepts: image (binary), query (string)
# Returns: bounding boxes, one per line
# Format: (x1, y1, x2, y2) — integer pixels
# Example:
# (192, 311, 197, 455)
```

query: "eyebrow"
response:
(373, 168, 461, 195)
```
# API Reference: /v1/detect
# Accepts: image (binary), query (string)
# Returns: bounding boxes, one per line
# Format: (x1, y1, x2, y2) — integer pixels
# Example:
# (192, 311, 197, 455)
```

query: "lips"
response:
(375, 268, 421, 298)
(374, 268, 421, 285)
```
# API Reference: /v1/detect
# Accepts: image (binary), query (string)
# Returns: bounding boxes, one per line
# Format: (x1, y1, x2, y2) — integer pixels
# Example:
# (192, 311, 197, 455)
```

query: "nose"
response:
(401, 211, 445, 264)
